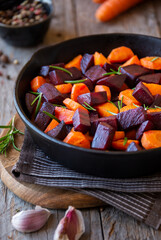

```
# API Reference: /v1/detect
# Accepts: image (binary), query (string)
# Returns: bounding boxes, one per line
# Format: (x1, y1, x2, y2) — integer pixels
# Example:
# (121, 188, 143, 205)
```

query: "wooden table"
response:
(1, 0, 161, 239)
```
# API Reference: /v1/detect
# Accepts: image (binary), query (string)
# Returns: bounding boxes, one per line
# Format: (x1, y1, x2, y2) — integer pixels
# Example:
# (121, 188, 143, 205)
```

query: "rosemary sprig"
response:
(29, 91, 40, 96)
(123, 137, 128, 146)
(106, 110, 117, 115)
(118, 96, 123, 111)
(82, 102, 96, 111)
(31, 93, 42, 117)
(43, 111, 60, 122)
(154, 105, 161, 109)
(107, 100, 117, 108)
(64, 79, 87, 84)
(52, 104, 66, 108)
(0, 116, 24, 155)
(150, 57, 159, 62)
(49, 65, 73, 77)
(102, 66, 122, 77)
(132, 103, 140, 108)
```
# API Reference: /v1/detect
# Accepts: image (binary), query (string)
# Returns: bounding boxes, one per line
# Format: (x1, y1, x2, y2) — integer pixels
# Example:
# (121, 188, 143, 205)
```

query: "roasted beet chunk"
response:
(132, 82, 154, 106)
(136, 73, 161, 84)
(97, 74, 126, 92)
(117, 107, 147, 130)
(34, 102, 55, 131)
(91, 122, 115, 150)
(136, 120, 154, 140)
(85, 65, 107, 83)
(67, 67, 82, 80)
(72, 108, 90, 133)
(47, 121, 67, 140)
(121, 64, 153, 88)
(81, 54, 94, 74)
(83, 78, 94, 91)
(150, 94, 161, 108)
(25, 93, 36, 115)
(147, 112, 161, 129)
(90, 116, 117, 135)
(77, 91, 107, 106)
(40, 63, 65, 77)
(103, 63, 117, 72)
(38, 83, 64, 104)
(89, 111, 99, 123)
(126, 142, 143, 152)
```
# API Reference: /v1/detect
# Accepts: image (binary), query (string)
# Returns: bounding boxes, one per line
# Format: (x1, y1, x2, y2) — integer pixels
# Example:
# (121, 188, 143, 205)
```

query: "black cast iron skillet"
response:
(14, 33, 161, 178)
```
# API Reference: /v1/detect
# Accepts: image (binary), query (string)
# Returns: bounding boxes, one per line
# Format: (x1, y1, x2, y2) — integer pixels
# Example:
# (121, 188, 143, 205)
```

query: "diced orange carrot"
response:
(95, 102, 118, 117)
(71, 83, 90, 102)
(94, 51, 110, 66)
(113, 131, 125, 141)
(95, 85, 111, 100)
(119, 89, 141, 106)
(120, 83, 129, 91)
(142, 82, 161, 96)
(85, 132, 94, 142)
(55, 83, 72, 94)
(108, 46, 134, 63)
(141, 130, 161, 149)
(44, 119, 59, 133)
(121, 55, 140, 67)
(65, 55, 82, 70)
(120, 103, 138, 112)
(125, 129, 136, 140)
(63, 98, 88, 112)
(147, 108, 161, 113)
(112, 139, 139, 151)
(30, 76, 46, 92)
(140, 56, 161, 70)
(55, 107, 74, 124)
(63, 130, 90, 149)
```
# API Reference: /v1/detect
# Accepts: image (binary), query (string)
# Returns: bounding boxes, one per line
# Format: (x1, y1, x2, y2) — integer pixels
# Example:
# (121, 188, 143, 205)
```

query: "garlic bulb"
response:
(11, 205, 51, 233)
(54, 206, 85, 240)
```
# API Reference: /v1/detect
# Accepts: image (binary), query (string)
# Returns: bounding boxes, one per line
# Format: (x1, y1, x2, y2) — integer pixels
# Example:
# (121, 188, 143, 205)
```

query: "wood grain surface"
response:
(1, 0, 161, 239)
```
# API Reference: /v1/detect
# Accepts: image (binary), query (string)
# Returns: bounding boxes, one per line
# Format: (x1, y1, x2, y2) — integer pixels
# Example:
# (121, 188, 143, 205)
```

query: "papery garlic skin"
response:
(54, 206, 85, 240)
(11, 205, 51, 233)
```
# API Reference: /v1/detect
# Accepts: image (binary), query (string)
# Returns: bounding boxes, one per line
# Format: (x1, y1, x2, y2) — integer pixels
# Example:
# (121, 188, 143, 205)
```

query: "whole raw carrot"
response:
(96, 0, 144, 22)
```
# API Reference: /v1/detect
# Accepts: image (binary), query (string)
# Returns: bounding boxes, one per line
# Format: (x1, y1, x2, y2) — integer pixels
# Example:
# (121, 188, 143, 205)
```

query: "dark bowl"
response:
(14, 33, 161, 178)
(0, 0, 53, 47)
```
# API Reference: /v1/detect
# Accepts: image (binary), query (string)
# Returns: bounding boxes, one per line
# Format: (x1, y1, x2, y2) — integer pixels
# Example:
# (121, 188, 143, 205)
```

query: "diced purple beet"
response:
(49, 69, 72, 85)
(91, 122, 115, 150)
(103, 62, 117, 72)
(89, 111, 99, 123)
(97, 74, 126, 92)
(77, 91, 107, 106)
(25, 93, 37, 115)
(81, 54, 94, 74)
(121, 64, 153, 88)
(66, 124, 73, 134)
(83, 78, 94, 91)
(132, 82, 154, 106)
(147, 112, 161, 129)
(136, 73, 161, 84)
(38, 83, 64, 104)
(72, 108, 90, 133)
(40, 63, 65, 77)
(34, 102, 55, 131)
(47, 121, 67, 140)
(67, 67, 82, 80)
(126, 142, 143, 152)
(90, 116, 118, 136)
(117, 107, 147, 130)
(150, 94, 161, 108)
(85, 65, 107, 83)
(136, 120, 154, 140)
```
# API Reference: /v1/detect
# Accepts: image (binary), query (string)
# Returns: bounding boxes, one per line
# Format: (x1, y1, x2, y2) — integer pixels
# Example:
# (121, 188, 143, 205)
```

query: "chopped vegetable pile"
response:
(25, 46, 161, 152)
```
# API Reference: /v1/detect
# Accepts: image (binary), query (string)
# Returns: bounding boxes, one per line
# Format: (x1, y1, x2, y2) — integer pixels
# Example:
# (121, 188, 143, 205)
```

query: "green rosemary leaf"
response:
(150, 57, 159, 62)
(31, 94, 40, 106)
(43, 111, 60, 122)
(106, 110, 117, 115)
(123, 137, 128, 146)
(154, 105, 161, 109)
(82, 102, 96, 111)
(132, 103, 140, 108)
(29, 91, 40, 96)
(52, 104, 66, 108)
(120, 96, 123, 109)
(0, 126, 11, 129)
(64, 79, 87, 84)
(35, 93, 42, 117)
(11, 137, 21, 152)
(108, 100, 117, 108)
(118, 101, 121, 111)
(49, 65, 73, 77)
(102, 67, 122, 77)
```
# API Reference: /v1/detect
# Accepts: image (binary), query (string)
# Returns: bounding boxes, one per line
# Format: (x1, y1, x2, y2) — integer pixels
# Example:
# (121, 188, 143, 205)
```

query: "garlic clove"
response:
(11, 205, 51, 233)
(54, 206, 85, 240)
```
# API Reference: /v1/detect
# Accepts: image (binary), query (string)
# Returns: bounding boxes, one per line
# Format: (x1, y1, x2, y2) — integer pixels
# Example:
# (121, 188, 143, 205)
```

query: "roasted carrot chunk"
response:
(113, 131, 125, 141)
(120, 103, 137, 113)
(147, 108, 161, 113)
(55, 83, 72, 94)
(140, 56, 161, 70)
(119, 89, 141, 106)
(121, 55, 140, 67)
(44, 119, 59, 133)
(65, 55, 82, 70)
(63, 130, 90, 148)
(112, 139, 139, 151)
(71, 83, 90, 102)
(142, 83, 161, 96)
(95, 102, 118, 117)
(94, 52, 109, 66)
(141, 130, 161, 149)
(95, 85, 111, 100)
(108, 46, 134, 63)
(55, 107, 74, 124)
(30, 76, 46, 92)
(63, 98, 88, 112)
